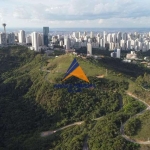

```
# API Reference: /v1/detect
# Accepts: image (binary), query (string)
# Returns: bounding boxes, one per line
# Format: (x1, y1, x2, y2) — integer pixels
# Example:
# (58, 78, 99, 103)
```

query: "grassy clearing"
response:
(45, 55, 106, 83)
(43, 54, 135, 84)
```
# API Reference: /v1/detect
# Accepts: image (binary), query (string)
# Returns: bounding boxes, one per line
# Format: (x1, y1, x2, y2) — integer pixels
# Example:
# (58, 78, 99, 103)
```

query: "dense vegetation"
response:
(128, 73, 150, 105)
(136, 73, 150, 90)
(0, 46, 149, 150)
(124, 111, 150, 141)
(76, 47, 111, 56)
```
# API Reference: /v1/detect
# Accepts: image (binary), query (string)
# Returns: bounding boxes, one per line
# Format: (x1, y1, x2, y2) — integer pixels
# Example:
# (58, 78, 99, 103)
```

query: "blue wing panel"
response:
(63, 58, 79, 79)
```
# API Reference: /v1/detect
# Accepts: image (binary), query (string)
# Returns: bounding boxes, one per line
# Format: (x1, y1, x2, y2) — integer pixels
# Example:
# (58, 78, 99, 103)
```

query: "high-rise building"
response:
(110, 49, 120, 58)
(90, 32, 94, 38)
(111, 52, 116, 58)
(57, 35, 60, 40)
(120, 40, 125, 50)
(52, 36, 57, 43)
(43, 27, 49, 46)
(134, 32, 139, 39)
(138, 41, 142, 50)
(117, 49, 121, 58)
(31, 32, 39, 51)
(87, 42, 92, 56)
(126, 40, 131, 50)
(131, 40, 135, 49)
(122, 33, 127, 41)
(38, 34, 44, 46)
(97, 33, 100, 37)
(18, 30, 25, 43)
(103, 31, 106, 48)
(117, 32, 122, 43)
(148, 42, 150, 50)
(8, 33, 15, 44)
(97, 37, 100, 44)
(107, 34, 112, 43)
(83, 31, 87, 36)
(66, 38, 71, 50)
(26, 35, 31, 44)
(100, 38, 104, 48)
(81, 41, 87, 47)
(38, 34, 43, 46)
(88, 38, 92, 43)
(112, 33, 117, 43)
(79, 32, 81, 38)
(92, 42, 99, 48)
(0, 32, 6, 44)
(60, 40, 63, 46)
(64, 36, 71, 49)
(84, 36, 88, 42)
(109, 42, 115, 50)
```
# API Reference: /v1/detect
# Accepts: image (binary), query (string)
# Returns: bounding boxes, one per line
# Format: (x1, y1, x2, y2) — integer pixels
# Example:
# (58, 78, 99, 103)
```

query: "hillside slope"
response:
(0, 46, 149, 150)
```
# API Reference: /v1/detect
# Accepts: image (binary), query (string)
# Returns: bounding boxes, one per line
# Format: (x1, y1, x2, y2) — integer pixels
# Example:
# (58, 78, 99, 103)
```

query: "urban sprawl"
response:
(1, 25, 150, 63)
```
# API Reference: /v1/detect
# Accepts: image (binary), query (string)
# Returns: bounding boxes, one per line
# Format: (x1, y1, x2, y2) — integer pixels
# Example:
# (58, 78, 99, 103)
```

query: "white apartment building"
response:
(103, 31, 107, 48)
(100, 38, 104, 48)
(18, 30, 26, 43)
(87, 42, 92, 56)
(117, 49, 121, 58)
(26, 36, 31, 44)
(120, 40, 125, 50)
(60, 40, 63, 46)
(107, 34, 112, 43)
(126, 40, 131, 50)
(109, 42, 115, 50)
(31, 32, 39, 51)
(64, 37, 71, 50)
(73, 32, 80, 39)
(112, 33, 117, 43)
(83, 31, 87, 36)
(138, 41, 142, 50)
(90, 32, 94, 38)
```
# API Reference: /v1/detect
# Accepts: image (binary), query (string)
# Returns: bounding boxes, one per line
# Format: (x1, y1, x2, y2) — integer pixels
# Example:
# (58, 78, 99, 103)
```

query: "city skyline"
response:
(1, 0, 150, 28)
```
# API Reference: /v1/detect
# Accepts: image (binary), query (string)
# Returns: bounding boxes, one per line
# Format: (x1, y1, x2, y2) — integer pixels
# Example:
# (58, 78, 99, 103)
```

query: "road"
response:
(41, 121, 84, 137)
(41, 116, 104, 137)
(127, 92, 150, 108)
(120, 92, 150, 145)
(140, 85, 150, 92)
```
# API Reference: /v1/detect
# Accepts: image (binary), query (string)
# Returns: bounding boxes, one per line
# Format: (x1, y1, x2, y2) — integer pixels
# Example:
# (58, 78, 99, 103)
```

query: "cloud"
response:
(11, 0, 150, 22)
(1, 0, 150, 27)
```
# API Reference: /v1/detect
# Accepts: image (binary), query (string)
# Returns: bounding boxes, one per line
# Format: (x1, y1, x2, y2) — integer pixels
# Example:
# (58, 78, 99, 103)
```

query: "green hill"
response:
(0, 46, 149, 150)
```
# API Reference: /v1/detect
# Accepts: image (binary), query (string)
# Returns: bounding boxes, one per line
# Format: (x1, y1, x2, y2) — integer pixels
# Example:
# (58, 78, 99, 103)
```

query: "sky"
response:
(1, 0, 150, 28)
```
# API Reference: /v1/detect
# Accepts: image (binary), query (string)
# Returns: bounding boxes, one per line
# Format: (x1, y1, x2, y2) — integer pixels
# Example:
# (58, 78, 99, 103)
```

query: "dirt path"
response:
(120, 92, 150, 145)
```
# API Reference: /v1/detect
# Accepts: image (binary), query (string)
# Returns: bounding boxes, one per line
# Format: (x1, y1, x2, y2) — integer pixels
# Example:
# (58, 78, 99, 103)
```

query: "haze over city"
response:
(1, 0, 150, 28)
